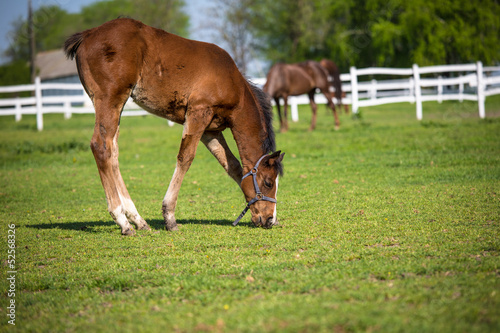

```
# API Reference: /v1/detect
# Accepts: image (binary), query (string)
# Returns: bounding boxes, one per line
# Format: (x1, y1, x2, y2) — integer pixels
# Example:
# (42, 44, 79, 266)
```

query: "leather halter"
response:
(233, 154, 277, 226)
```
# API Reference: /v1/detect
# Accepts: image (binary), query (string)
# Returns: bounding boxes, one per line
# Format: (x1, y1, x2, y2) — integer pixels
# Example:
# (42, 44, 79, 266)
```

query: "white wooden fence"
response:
(1, 62, 499, 131)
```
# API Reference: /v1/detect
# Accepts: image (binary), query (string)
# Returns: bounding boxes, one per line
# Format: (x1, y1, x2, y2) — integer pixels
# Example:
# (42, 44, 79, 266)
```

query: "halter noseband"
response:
(233, 154, 277, 226)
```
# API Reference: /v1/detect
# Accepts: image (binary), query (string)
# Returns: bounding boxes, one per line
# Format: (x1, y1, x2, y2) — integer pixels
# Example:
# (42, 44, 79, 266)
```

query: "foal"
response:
(65, 18, 284, 235)
(263, 61, 339, 132)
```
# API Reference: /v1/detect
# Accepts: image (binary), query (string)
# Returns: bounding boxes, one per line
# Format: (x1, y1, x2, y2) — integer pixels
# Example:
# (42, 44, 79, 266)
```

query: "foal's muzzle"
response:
(253, 216, 275, 229)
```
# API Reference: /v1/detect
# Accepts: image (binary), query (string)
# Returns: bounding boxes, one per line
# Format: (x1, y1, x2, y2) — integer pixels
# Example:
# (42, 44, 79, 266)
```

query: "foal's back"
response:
(66, 18, 245, 125)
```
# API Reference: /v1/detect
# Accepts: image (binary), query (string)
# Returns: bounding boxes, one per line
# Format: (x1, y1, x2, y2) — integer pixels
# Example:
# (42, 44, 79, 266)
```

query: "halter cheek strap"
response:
(233, 154, 277, 226)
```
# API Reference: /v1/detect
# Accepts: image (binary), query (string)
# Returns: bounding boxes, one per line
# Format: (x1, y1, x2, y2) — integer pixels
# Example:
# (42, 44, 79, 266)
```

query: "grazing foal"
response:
(263, 61, 339, 132)
(65, 18, 284, 235)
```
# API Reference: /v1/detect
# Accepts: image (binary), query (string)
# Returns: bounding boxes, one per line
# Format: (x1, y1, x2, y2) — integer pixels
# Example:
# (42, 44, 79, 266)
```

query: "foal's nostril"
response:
(265, 217, 274, 228)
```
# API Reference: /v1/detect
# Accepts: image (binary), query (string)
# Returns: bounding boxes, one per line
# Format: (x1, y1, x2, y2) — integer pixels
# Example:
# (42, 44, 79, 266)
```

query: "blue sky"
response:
(0, 0, 210, 64)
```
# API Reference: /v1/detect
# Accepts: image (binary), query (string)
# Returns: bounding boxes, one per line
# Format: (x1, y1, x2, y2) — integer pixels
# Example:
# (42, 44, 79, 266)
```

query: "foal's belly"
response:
(130, 84, 187, 125)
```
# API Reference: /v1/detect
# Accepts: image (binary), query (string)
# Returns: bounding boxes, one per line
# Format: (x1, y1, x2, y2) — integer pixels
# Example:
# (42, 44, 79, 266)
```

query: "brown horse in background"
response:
(263, 60, 339, 132)
(64, 18, 284, 234)
(320, 59, 349, 114)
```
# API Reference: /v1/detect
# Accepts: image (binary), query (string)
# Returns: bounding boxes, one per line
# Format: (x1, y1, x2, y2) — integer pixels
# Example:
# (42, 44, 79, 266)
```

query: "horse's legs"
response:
(162, 107, 211, 231)
(342, 92, 349, 114)
(91, 98, 150, 235)
(274, 97, 285, 133)
(320, 89, 340, 130)
(201, 132, 243, 185)
(282, 96, 289, 132)
(308, 90, 318, 131)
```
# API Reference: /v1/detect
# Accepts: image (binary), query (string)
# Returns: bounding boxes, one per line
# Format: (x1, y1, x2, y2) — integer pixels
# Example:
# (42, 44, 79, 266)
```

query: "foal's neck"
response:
(231, 99, 269, 173)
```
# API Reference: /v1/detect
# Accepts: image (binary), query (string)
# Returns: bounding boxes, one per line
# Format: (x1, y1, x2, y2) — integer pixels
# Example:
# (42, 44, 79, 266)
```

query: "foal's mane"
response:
(248, 80, 284, 176)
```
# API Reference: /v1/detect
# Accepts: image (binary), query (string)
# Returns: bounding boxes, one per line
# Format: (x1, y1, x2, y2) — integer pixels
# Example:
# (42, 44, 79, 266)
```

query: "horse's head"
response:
(235, 151, 285, 228)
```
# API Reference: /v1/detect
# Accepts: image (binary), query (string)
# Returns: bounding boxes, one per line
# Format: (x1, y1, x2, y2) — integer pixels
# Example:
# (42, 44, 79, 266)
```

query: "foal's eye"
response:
(264, 179, 273, 188)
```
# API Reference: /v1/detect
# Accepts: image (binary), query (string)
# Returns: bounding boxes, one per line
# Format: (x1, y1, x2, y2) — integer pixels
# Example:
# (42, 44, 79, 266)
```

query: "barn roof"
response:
(35, 49, 78, 80)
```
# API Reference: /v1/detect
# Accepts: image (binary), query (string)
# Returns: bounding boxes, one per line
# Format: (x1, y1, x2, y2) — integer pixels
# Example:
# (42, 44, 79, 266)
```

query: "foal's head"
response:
(240, 151, 285, 228)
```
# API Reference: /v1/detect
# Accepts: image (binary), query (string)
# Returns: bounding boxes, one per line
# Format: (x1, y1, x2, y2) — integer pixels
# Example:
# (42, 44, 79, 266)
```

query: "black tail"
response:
(331, 65, 343, 108)
(64, 32, 85, 60)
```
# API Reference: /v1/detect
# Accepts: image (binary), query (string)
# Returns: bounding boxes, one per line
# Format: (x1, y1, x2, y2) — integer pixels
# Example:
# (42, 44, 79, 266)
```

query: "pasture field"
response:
(1, 97, 500, 332)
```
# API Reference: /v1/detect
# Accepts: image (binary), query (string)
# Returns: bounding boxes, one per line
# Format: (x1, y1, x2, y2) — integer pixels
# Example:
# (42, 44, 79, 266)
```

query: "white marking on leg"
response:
(118, 192, 147, 228)
(163, 166, 180, 221)
(110, 205, 133, 234)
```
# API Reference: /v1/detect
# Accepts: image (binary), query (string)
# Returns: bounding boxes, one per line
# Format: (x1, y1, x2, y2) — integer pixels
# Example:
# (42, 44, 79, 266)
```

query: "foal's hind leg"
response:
(91, 98, 150, 235)
(320, 89, 340, 130)
(308, 90, 318, 131)
(274, 97, 286, 133)
(281, 96, 290, 132)
(201, 132, 243, 185)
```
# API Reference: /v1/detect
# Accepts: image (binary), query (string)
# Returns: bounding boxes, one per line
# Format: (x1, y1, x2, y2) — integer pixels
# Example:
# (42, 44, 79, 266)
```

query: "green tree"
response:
(0, 60, 30, 91)
(249, 0, 333, 63)
(248, 0, 500, 71)
(4, 0, 189, 64)
(397, 0, 500, 66)
(79, 0, 189, 36)
(4, 5, 78, 62)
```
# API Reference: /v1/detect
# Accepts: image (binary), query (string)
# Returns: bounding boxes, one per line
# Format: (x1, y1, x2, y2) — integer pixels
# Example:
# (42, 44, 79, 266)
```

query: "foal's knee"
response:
(90, 136, 112, 165)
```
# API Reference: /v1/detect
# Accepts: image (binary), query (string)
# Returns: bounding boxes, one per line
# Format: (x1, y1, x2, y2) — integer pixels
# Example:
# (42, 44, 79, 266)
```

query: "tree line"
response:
(1, 0, 188, 85)
(1, 0, 499, 85)
(243, 0, 499, 71)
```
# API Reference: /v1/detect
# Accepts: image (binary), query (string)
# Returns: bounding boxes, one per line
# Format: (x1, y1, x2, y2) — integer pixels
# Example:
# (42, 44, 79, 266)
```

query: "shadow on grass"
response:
(26, 218, 248, 233)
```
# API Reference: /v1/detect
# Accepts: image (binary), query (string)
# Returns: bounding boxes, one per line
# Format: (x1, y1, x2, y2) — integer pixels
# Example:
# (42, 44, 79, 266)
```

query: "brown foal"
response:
(263, 60, 340, 132)
(65, 18, 284, 235)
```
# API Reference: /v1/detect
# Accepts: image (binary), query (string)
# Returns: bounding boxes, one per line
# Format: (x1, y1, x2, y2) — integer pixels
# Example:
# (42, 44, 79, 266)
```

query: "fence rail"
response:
(1, 62, 499, 130)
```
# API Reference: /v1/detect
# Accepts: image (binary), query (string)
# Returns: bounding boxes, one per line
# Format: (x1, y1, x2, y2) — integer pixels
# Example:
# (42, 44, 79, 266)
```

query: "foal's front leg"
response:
(201, 132, 243, 185)
(162, 114, 209, 231)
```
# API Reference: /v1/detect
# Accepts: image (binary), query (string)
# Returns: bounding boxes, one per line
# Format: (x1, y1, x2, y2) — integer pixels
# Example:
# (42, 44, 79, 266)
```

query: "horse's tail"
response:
(64, 31, 86, 60)
(321, 59, 343, 107)
(331, 66, 342, 108)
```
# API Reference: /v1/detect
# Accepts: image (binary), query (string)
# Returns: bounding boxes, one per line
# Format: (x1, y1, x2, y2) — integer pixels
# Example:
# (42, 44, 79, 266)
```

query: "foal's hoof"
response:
(165, 220, 179, 231)
(138, 224, 151, 231)
(165, 224, 179, 232)
(122, 228, 136, 236)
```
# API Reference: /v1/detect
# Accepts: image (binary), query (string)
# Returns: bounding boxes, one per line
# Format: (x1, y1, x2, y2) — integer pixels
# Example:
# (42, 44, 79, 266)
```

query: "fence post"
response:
(437, 76, 443, 103)
(412, 64, 422, 120)
(15, 101, 22, 122)
(64, 100, 72, 120)
(290, 97, 299, 122)
(35, 76, 43, 131)
(409, 77, 414, 101)
(350, 66, 359, 114)
(459, 79, 464, 102)
(370, 79, 377, 100)
(476, 61, 485, 118)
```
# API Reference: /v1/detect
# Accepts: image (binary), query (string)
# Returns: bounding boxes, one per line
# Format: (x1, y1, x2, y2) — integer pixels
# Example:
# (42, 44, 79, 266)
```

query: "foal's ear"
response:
(266, 151, 285, 166)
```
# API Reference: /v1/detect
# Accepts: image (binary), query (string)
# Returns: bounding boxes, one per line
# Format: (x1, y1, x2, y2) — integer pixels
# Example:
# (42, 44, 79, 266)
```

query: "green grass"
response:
(1, 97, 500, 332)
